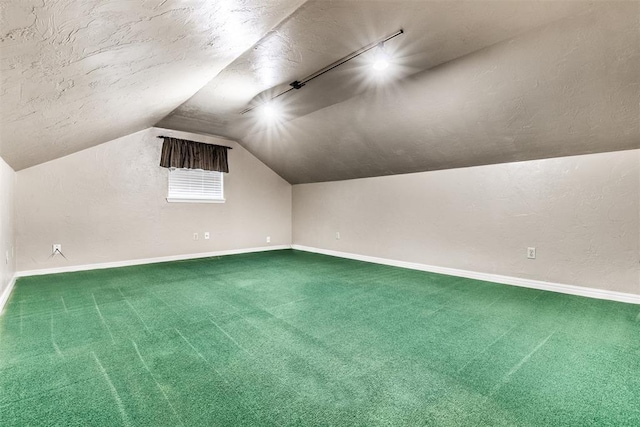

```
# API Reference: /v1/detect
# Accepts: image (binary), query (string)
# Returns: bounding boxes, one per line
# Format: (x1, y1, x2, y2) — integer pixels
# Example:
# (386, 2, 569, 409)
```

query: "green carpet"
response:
(1, 250, 638, 426)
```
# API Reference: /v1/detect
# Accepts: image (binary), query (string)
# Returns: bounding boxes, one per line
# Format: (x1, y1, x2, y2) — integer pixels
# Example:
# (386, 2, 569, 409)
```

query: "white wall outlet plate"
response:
(527, 247, 536, 259)
(266, 236, 271, 243)
(53, 244, 62, 253)
(193, 233, 199, 241)
(204, 232, 210, 240)
(335, 232, 340, 240)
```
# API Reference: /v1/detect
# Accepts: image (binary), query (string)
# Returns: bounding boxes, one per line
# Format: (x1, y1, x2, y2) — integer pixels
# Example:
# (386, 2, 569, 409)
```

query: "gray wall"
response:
(16, 128, 292, 272)
(0, 156, 16, 294)
(12, 131, 640, 296)
(293, 150, 639, 295)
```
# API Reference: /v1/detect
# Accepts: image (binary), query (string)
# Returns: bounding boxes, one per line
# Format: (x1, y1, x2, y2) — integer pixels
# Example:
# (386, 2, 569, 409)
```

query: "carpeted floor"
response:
(0, 249, 638, 426)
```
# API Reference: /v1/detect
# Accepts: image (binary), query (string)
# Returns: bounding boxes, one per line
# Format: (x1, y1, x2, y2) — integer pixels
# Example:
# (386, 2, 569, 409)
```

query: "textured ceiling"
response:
(159, 0, 601, 137)
(162, 0, 640, 183)
(233, 2, 640, 183)
(2, 0, 639, 182)
(0, 0, 304, 170)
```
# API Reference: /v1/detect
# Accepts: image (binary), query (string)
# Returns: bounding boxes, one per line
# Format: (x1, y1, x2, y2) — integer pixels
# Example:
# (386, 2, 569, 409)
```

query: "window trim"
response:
(166, 197, 226, 204)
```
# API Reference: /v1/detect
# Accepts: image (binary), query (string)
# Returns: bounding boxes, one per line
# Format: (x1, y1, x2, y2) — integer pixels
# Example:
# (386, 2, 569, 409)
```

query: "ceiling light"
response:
(372, 43, 391, 71)
(261, 102, 279, 121)
(242, 29, 404, 115)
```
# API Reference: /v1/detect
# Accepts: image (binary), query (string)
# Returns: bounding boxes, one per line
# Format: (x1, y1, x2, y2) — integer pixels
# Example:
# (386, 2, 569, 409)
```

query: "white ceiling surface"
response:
(159, 1, 596, 135)
(160, 0, 639, 183)
(1, 1, 638, 183)
(0, 0, 304, 170)
(233, 1, 640, 183)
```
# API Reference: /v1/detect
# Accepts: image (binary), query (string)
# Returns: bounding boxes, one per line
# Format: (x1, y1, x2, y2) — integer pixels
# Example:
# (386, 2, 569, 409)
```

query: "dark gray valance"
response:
(159, 136, 230, 173)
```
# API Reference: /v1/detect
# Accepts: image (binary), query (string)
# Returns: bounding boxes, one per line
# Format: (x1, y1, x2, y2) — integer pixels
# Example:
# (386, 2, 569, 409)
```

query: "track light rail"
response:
(240, 29, 404, 115)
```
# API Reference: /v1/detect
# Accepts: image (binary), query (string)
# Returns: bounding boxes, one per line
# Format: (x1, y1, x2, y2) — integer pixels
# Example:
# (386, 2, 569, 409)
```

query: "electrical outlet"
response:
(266, 236, 271, 243)
(204, 232, 210, 240)
(193, 233, 199, 241)
(527, 247, 536, 259)
(335, 232, 340, 240)
(53, 244, 62, 254)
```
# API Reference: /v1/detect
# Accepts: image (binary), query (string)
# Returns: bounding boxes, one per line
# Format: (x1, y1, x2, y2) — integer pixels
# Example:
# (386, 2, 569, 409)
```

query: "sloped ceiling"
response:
(2, 1, 638, 183)
(0, 0, 305, 170)
(159, 0, 601, 136)
(234, 2, 640, 183)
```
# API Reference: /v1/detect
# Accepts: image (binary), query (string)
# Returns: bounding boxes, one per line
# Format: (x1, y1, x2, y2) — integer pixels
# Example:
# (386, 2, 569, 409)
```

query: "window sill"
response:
(166, 198, 226, 204)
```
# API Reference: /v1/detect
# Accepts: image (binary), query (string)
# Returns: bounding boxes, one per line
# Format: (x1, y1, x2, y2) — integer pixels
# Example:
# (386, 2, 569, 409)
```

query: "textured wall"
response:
(0, 156, 16, 294)
(16, 128, 292, 272)
(293, 150, 640, 294)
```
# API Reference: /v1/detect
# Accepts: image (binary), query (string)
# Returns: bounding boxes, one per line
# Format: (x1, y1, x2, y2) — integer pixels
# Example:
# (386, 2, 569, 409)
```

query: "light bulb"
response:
(372, 43, 391, 71)
(262, 103, 278, 121)
(373, 58, 389, 70)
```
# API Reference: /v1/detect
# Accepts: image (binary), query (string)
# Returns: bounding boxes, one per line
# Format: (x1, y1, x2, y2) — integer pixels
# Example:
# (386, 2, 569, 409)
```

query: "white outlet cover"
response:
(266, 236, 271, 243)
(204, 232, 210, 240)
(527, 247, 536, 259)
(193, 233, 199, 240)
(335, 232, 340, 240)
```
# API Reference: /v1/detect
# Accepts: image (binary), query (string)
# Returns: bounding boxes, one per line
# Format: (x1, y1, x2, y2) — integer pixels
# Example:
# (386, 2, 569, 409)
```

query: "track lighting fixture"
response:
(372, 43, 391, 71)
(241, 29, 404, 115)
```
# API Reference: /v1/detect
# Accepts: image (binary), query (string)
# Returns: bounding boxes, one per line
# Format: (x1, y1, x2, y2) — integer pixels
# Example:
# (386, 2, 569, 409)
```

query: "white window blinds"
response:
(167, 168, 224, 203)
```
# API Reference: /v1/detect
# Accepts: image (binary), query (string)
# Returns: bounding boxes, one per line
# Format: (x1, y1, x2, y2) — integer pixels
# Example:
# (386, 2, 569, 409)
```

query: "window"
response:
(167, 168, 224, 203)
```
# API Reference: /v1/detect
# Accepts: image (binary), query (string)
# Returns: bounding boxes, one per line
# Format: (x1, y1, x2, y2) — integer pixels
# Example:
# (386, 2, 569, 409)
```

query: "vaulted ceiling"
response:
(2, 1, 638, 183)
(0, 0, 305, 170)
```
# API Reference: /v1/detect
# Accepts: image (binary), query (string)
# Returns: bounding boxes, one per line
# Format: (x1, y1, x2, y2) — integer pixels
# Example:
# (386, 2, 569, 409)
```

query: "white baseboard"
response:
(8, 244, 639, 307)
(292, 245, 640, 305)
(0, 275, 17, 315)
(15, 245, 291, 278)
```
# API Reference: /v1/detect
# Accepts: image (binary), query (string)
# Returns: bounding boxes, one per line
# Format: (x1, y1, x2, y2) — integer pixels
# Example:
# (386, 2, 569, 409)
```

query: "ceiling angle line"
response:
(240, 29, 404, 115)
